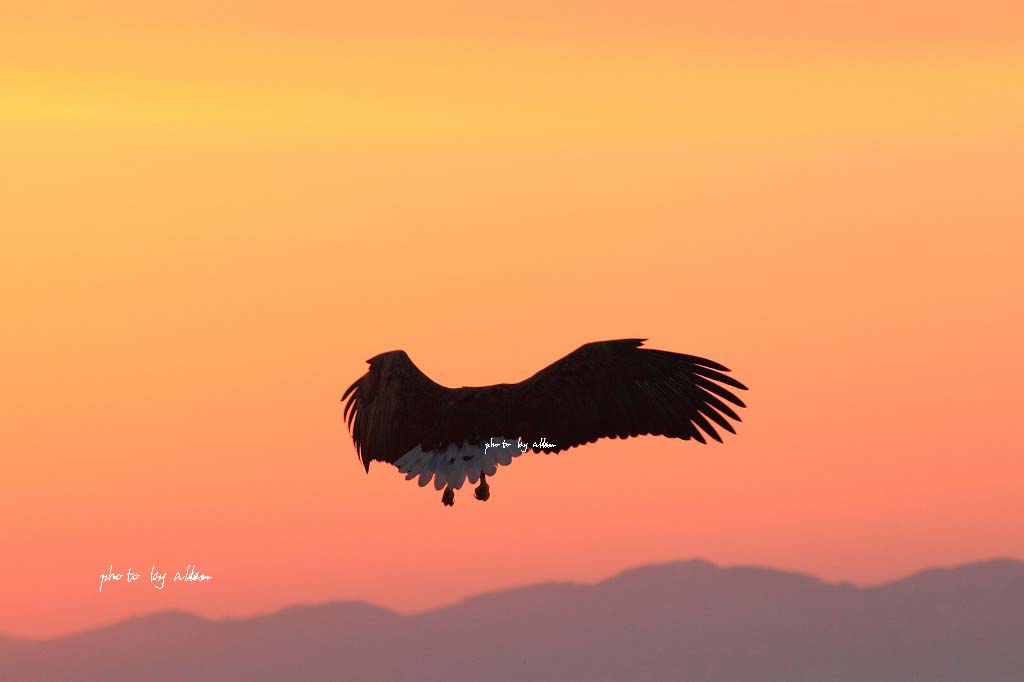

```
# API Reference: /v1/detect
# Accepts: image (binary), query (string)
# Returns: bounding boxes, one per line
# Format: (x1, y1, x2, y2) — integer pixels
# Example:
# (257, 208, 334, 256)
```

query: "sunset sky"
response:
(3, 1, 1023, 639)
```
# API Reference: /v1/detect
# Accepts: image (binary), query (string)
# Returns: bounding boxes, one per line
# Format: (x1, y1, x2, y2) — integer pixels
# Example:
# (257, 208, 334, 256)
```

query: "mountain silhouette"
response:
(4, 558, 1022, 681)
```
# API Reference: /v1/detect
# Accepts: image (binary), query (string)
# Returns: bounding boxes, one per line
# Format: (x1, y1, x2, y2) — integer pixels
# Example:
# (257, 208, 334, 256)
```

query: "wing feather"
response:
(510, 339, 747, 453)
(343, 350, 448, 471)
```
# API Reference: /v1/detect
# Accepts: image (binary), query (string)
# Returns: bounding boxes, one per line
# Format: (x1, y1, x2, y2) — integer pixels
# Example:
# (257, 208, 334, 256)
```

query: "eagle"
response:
(342, 339, 747, 506)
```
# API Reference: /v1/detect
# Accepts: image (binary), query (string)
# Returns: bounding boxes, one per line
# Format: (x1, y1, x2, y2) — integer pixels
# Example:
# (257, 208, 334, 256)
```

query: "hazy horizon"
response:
(4, 555, 1021, 641)
(5, 556, 1024, 681)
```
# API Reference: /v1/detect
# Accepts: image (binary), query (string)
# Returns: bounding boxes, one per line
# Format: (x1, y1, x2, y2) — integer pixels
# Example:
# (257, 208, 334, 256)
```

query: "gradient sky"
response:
(3, 1, 1023, 639)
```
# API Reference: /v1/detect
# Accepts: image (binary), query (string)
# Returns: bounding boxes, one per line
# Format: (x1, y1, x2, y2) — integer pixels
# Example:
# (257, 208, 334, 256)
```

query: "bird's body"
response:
(343, 339, 747, 505)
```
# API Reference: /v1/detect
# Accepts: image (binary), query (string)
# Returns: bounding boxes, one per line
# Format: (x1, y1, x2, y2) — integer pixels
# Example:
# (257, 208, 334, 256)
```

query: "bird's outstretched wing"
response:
(343, 350, 521, 473)
(343, 350, 449, 472)
(510, 338, 747, 452)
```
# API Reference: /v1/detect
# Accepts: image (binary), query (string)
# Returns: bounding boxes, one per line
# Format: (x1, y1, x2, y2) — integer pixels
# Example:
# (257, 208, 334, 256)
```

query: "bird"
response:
(342, 339, 747, 506)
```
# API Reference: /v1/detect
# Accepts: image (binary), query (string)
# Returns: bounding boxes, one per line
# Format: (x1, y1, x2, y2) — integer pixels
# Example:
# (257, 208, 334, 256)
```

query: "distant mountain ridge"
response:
(4, 558, 1023, 681)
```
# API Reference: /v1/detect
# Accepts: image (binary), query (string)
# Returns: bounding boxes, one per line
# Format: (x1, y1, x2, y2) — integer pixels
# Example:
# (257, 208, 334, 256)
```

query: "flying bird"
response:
(342, 339, 747, 506)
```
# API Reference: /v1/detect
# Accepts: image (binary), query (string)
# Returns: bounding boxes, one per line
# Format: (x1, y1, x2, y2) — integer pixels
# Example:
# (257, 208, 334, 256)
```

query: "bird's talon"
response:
(442, 487, 455, 506)
(474, 481, 490, 502)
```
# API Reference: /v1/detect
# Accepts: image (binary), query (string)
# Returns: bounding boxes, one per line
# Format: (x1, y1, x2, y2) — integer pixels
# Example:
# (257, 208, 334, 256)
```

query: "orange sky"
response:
(2, 2, 1023, 639)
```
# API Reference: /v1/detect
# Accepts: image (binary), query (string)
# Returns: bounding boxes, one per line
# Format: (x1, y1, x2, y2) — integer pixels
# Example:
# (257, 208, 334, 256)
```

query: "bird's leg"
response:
(474, 473, 490, 501)
(441, 486, 455, 507)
